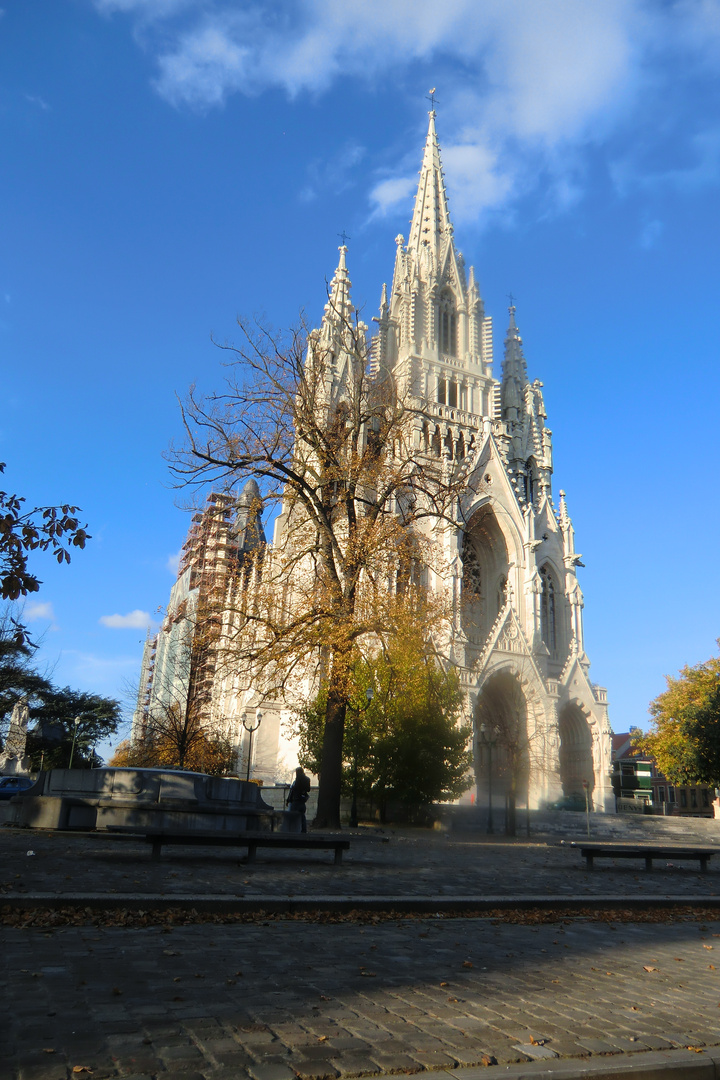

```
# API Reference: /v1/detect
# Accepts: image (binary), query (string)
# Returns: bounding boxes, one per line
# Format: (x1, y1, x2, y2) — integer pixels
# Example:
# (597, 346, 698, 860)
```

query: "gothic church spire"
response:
(407, 111, 453, 259)
(501, 303, 529, 422)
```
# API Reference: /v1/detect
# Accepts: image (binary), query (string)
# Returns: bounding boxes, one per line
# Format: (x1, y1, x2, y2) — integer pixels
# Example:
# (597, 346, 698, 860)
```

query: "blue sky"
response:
(2, 0, 720, 753)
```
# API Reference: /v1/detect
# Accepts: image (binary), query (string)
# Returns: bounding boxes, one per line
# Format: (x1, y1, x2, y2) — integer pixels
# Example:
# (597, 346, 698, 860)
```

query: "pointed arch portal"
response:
(558, 703, 595, 805)
(475, 671, 529, 811)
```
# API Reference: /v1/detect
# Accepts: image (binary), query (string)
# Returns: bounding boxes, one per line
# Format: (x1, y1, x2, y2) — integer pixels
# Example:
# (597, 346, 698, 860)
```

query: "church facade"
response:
(134, 112, 613, 811)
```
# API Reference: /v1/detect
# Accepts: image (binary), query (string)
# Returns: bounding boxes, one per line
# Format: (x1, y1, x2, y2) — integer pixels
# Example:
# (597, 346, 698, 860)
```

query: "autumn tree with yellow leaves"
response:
(171, 305, 476, 827)
(633, 642, 720, 787)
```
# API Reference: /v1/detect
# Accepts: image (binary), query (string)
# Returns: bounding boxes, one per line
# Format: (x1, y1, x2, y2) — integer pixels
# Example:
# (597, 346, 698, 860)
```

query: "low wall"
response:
(7, 767, 276, 832)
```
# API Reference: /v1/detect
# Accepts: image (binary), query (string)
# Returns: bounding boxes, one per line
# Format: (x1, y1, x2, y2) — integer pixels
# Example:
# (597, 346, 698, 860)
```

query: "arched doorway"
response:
(476, 670, 528, 834)
(461, 507, 509, 646)
(558, 703, 595, 805)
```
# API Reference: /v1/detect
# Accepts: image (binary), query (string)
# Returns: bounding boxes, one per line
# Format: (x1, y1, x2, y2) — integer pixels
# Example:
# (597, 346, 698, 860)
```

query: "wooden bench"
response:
(572, 842, 716, 872)
(143, 830, 351, 865)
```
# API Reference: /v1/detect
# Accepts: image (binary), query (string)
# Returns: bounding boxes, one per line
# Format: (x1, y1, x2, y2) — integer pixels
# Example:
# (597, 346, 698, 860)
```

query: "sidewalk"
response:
(2, 826, 720, 1080)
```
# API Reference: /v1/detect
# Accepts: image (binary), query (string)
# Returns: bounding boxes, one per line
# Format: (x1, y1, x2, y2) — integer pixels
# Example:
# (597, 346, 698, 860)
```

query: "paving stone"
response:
(247, 1065, 297, 1080)
(513, 1043, 558, 1060)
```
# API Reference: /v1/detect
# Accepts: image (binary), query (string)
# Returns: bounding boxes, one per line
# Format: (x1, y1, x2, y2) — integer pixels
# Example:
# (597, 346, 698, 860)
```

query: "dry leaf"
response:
(480, 1054, 497, 1066)
(42, 1049, 55, 1054)
(674, 958, 685, 962)
(687, 1047, 703, 1053)
(72, 1069, 92, 1075)
(173, 977, 181, 983)
(704, 945, 714, 950)
(462, 961, 473, 969)
(631, 1006, 638, 1011)
(440, 981, 448, 987)
(318, 1036, 328, 1042)
(709, 965, 716, 970)
(643, 965, 659, 972)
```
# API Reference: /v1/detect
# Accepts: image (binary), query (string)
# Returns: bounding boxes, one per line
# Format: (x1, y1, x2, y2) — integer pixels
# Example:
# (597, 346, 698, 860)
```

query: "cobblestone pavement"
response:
(3, 914, 720, 1080)
(2, 827, 720, 901)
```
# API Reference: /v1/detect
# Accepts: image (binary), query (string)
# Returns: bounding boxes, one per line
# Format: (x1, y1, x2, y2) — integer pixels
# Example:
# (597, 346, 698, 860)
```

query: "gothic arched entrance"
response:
(461, 507, 509, 646)
(558, 703, 595, 805)
(476, 670, 529, 833)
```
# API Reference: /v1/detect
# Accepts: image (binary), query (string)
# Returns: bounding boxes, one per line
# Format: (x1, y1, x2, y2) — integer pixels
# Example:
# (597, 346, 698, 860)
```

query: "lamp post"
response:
(68, 715, 82, 770)
(242, 708, 263, 782)
(478, 722, 499, 834)
(349, 686, 374, 829)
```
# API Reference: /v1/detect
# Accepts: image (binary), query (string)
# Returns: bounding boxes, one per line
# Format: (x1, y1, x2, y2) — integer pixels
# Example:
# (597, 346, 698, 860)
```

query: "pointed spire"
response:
(501, 302, 529, 421)
(319, 244, 354, 348)
(407, 111, 453, 257)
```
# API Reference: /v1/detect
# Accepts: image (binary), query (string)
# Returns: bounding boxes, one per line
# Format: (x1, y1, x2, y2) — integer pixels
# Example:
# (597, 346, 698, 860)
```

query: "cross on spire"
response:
(507, 291, 516, 308)
(426, 87, 438, 110)
(337, 230, 351, 246)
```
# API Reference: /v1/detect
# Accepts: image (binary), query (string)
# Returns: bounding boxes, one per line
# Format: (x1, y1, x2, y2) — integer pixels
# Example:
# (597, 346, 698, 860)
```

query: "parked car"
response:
(545, 793, 588, 812)
(0, 776, 34, 800)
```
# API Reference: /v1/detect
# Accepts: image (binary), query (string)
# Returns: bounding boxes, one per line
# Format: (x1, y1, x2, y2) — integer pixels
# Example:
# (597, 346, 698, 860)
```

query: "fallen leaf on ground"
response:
(42, 1049, 55, 1054)
(704, 945, 714, 950)
(462, 961, 473, 968)
(72, 1069, 92, 1075)
(643, 966, 659, 972)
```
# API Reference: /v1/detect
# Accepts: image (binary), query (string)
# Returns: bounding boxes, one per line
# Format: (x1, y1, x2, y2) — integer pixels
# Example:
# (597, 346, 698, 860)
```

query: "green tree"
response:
(26, 686, 122, 770)
(634, 644, 720, 786)
(295, 635, 472, 822)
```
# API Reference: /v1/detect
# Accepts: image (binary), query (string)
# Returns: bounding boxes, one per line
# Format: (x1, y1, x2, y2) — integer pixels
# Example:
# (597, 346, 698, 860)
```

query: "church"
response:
(133, 111, 613, 812)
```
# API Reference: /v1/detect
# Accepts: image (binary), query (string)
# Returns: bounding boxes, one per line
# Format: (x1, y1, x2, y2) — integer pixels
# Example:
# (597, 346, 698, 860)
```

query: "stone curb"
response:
(3, 892, 720, 913)
(376, 1047, 720, 1079)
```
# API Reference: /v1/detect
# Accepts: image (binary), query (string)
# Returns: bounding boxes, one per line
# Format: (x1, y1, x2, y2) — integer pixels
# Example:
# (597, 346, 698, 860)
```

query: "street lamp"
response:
(349, 686, 374, 829)
(478, 722, 500, 834)
(242, 707, 263, 782)
(68, 715, 82, 770)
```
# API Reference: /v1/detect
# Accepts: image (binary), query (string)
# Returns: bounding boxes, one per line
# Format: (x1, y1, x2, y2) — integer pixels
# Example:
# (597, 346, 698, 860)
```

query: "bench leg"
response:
(645, 856, 653, 871)
(151, 841, 162, 863)
(334, 846, 343, 865)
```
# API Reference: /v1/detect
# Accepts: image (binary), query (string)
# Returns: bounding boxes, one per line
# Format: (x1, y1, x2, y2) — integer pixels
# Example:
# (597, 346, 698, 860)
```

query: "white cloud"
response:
(25, 94, 50, 111)
(91, 0, 720, 223)
(166, 551, 181, 574)
(640, 218, 664, 249)
(100, 609, 154, 629)
(25, 601, 56, 623)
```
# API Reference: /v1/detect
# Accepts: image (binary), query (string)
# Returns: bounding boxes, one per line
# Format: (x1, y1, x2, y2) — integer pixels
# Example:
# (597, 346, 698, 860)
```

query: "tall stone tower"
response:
(368, 110, 612, 810)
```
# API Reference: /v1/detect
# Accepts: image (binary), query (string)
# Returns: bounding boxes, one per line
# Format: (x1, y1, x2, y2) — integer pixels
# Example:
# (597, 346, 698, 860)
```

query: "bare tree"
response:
(171, 305, 475, 827)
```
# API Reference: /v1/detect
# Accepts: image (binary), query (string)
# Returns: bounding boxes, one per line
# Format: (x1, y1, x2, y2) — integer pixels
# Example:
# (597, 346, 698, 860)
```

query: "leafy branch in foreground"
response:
(0, 463, 89, 643)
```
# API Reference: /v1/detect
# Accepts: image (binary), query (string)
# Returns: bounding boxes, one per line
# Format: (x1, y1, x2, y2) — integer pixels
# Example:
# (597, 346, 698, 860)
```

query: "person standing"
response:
(287, 767, 311, 832)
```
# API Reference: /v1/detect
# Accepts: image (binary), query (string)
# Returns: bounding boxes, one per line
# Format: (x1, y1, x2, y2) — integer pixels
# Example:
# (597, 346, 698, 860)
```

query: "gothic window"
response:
(448, 380, 458, 408)
(525, 458, 536, 503)
(497, 576, 506, 617)
(456, 431, 465, 460)
(444, 429, 454, 458)
(422, 421, 429, 450)
(540, 565, 557, 653)
(431, 426, 441, 456)
(438, 378, 447, 405)
(439, 290, 457, 356)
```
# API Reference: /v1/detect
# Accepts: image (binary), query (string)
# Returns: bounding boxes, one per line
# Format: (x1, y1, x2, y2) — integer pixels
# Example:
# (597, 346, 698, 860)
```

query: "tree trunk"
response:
(313, 652, 349, 829)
